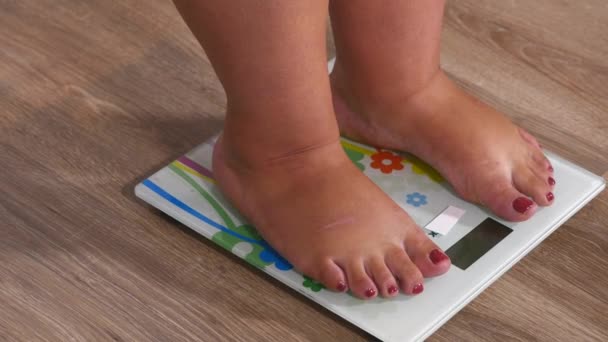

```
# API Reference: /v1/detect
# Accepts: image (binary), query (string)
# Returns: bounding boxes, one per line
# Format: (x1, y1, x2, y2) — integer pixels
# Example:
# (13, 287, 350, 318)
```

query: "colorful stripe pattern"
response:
(146, 156, 292, 270)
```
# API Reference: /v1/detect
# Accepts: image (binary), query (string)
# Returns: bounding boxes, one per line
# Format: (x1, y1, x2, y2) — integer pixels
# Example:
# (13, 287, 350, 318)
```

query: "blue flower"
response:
(406, 192, 428, 207)
(260, 246, 293, 271)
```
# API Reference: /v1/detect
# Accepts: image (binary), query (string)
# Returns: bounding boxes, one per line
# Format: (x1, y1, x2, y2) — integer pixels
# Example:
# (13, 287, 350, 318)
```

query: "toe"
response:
(479, 179, 538, 221)
(542, 160, 557, 187)
(404, 227, 451, 278)
(368, 256, 399, 297)
(520, 128, 556, 183)
(385, 248, 424, 295)
(315, 259, 348, 293)
(537, 153, 555, 174)
(344, 259, 377, 299)
(518, 127, 541, 149)
(533, 151, 553, 174)
(513, 167, 554, 207)
(530, 152, 556, 187)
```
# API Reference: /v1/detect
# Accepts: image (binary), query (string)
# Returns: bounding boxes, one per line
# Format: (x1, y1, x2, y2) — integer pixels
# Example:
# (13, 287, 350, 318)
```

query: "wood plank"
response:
(1, 0, 606, 341)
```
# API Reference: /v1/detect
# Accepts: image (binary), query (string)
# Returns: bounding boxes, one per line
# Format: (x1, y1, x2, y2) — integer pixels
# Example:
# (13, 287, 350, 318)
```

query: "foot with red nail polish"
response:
(214, 136, 450, 301)
(332, 69, 556, 222)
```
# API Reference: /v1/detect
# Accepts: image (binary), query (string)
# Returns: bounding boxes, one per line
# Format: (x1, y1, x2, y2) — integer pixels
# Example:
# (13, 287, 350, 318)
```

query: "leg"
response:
(172, 0, 450, 298)
(329, 0, 555, 221)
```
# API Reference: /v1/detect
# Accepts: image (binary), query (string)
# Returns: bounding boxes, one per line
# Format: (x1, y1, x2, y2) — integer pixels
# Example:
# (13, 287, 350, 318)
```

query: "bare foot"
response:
(332, 70, 556, 222)
(213, 135, 451, 299)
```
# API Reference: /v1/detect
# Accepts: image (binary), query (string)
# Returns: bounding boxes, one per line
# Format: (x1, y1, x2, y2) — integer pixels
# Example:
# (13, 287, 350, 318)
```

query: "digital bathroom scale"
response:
(135, 134, 604, 342)
(135, 59, 605, 342)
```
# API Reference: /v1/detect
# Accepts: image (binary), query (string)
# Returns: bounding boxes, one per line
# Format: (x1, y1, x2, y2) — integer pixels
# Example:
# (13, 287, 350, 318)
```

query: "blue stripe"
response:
(142, 179, 265, 246)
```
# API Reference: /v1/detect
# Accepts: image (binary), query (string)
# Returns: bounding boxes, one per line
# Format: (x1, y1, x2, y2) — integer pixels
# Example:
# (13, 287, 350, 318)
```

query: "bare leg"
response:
(329, 0, 555, 221)
(173, 0, 451, 299)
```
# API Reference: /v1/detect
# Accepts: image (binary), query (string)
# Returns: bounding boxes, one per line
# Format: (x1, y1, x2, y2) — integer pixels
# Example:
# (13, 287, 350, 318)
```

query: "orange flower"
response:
(370, 150, 404, 174)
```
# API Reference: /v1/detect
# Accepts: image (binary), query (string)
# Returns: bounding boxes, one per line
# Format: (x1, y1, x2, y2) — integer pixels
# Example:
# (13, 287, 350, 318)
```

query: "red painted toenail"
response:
(388, 285, 398, 295)
(365, 288, 376, 298)
(548, 177, 556, 186)
(546, 192, 554, 202)
(412, 283, 424, 294)
(548, 165, 554, 172)
(337, 281, 347, 292)
(429, 249, 449, 264)
(513, 197, 534, 214)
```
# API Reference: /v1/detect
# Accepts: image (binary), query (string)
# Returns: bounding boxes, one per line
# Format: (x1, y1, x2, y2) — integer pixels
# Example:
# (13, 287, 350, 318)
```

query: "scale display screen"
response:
(446, 218, 513, 270)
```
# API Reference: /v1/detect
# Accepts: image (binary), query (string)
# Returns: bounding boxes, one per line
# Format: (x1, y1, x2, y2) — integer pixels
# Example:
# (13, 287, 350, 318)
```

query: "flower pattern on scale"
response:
(406, 192, 428, 207)
(370, 150, 404, 174)
(303, 276, 325, 292)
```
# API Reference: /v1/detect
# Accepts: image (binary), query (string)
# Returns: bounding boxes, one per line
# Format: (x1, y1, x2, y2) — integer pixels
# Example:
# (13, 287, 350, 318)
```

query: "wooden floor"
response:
(2, 0, 607, 341)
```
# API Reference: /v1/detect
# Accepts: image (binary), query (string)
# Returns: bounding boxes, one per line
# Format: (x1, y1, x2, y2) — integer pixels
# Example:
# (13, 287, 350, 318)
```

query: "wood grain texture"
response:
(1, 0, 606, 341)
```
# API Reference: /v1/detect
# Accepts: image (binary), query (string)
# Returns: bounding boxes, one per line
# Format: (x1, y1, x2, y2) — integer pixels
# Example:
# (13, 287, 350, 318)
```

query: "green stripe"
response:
(169, 162, 237, 229)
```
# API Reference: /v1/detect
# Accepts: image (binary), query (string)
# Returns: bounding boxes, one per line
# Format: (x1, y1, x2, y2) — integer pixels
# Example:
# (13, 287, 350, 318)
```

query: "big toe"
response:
(405, 228, 451, 278)
(479, 178, 539, 222)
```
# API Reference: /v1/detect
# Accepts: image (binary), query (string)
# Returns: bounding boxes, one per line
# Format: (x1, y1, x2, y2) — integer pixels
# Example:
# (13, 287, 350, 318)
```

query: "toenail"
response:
(548, 177, 556, 186)
(388, 285, 398, 295)
(337, 281, 347, 292)
(365, 288, 376, 298)
(546, 192, 554, 202)
(548, 165, 554, 172)
(429, 249, 449, 264)
(412, 283, 424, 295)
(513, 197, 534, 214)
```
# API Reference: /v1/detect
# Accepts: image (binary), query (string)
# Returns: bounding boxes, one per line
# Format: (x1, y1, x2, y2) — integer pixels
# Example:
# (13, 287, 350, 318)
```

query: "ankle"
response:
(219, 125, 341, 171)
(330, 60, 443, 113)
